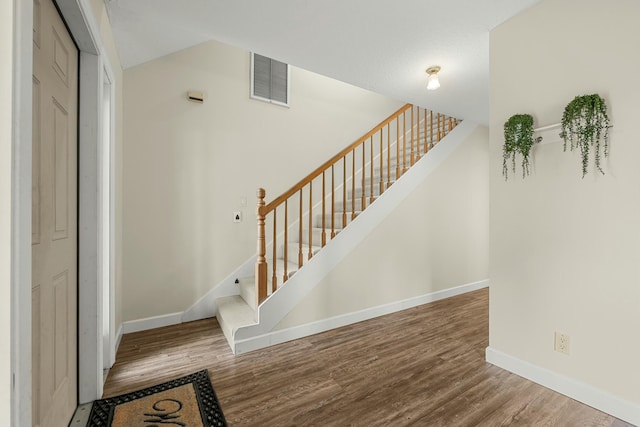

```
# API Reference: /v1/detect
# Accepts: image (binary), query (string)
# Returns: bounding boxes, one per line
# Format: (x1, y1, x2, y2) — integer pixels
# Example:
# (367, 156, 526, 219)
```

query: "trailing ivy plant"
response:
(560, 94, 612, 177)
(503, 113, 536, 180)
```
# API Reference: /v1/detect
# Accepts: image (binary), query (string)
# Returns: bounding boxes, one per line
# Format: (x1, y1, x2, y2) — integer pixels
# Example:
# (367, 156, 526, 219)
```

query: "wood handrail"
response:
(260, 103, 412, 216)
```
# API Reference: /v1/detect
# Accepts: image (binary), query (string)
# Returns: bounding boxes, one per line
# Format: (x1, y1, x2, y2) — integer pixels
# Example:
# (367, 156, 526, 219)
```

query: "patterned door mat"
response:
(87, 370, 227, 427)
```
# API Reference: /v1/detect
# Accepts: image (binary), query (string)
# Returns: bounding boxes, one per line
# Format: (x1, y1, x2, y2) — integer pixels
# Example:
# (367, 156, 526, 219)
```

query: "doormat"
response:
(87, 370, 227, 427)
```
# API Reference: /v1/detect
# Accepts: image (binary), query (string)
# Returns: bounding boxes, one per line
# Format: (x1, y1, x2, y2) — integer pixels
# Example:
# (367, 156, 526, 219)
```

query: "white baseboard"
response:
(122, 312, 183, 334)
(486, 347, 640, 426)
(234, 279, 489, 354)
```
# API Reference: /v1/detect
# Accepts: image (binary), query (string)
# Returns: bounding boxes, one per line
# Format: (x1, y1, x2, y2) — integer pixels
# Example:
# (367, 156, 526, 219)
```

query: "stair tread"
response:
(295, 226, 344, 232)
(281, 243, 323, 253)
(322, 210, 363, 215)
(217, 295, 256, 330)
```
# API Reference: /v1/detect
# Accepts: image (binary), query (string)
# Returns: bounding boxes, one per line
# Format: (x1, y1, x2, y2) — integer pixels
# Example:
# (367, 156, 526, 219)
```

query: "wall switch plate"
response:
(554, 332, 570, 355)
(233, 211, 242, 223)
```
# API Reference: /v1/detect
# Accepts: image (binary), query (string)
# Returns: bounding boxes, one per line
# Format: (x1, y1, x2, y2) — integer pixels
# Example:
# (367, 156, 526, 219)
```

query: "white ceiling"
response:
(104, 0, 540, 125)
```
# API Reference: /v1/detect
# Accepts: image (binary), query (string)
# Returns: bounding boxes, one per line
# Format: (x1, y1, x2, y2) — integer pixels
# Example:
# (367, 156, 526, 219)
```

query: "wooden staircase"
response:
(216, 104, 459, 348)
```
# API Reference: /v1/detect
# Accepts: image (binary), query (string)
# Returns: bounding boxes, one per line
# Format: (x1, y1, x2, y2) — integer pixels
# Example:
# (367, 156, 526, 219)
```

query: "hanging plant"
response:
(503, 113, 536, 180)
(560, 94, 612, 177)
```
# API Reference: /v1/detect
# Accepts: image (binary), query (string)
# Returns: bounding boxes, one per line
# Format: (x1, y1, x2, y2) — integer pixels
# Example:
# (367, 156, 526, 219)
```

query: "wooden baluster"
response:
(419, 108, 423, 154)
(342, 157, 347, 228)
(425, 110, 429, 150)
(415, 107, 420, 158)
(413, 107, 417, 159)
(331, 165, 336, 239)
(422, 107, 426, 155)
(402, 111, 407, 174)
(321, 171, 326, 247)
(272, 210, 277, 292)
(410, 106, 415, 166)
(387, 125, 391, 188)
(298, 189, 303, 268)
(351, 149, 356, 220)
(379, 129, 384, 196)
(396, 117, 400, 180)
(256, 188, 267, 306)
(449, 116, 454, 131)
(437, 112, 442, 141)
(308, 182, 313, 260)
(416, 107, 420, 157)
(424, 108, 428, 154)
(370, 136, 374, 203)
(283, 200, 288, 282)
(430, 110, 434, 148)
(361, 141, 366, 211)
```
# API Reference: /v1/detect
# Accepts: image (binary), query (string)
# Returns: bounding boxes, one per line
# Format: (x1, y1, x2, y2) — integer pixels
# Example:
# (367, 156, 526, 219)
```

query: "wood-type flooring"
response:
(103, 289, 633, 426)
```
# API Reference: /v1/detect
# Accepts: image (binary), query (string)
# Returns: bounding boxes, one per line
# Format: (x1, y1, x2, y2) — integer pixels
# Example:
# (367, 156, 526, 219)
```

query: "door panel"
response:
(52, 98, 69, 240)
(32, 0, 79, 425)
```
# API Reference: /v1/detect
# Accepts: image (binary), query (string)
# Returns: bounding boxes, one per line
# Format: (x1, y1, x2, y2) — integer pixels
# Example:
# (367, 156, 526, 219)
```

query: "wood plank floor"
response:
(103, 289, 632, 426)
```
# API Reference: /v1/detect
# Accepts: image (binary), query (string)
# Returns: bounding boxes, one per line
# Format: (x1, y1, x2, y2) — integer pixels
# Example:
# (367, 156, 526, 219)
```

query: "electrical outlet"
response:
(554, 332, 570, 355)
(233, 211, 242, 223)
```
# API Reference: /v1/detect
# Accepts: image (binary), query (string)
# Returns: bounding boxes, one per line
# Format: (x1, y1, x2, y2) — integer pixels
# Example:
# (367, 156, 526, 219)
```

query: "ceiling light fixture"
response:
(426, 66, 441, 91)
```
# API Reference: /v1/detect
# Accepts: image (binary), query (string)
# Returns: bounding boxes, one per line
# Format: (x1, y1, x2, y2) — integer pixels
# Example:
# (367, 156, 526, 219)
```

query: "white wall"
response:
(277, 125, 489, 328)
(490, 0, 640, 406)
(122, 40, 404, 322)
(0, 0, 13, 423)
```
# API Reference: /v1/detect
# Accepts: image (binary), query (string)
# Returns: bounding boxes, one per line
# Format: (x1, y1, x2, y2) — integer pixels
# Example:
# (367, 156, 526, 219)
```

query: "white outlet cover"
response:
(233, 211, 242, 223)
(554, 332, 570, 355)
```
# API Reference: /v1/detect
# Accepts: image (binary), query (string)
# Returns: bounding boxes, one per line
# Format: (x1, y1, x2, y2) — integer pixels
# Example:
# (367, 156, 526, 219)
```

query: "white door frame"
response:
(101, 66, 116, 371)
(11, 0, 114, 425)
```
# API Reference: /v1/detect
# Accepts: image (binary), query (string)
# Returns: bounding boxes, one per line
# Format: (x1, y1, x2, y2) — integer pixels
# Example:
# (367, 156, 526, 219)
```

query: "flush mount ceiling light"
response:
(426, 66, 441, 90)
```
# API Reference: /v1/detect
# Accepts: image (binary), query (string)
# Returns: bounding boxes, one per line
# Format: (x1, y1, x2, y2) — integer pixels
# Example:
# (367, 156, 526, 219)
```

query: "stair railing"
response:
(255, 104, 459, 306)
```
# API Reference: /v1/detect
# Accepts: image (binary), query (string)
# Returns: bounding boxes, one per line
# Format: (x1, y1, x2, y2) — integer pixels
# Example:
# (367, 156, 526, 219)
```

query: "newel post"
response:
(255, 188, 268, 306)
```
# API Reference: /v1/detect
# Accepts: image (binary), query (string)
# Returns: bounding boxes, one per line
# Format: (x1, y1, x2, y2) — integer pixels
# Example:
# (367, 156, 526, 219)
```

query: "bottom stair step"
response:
(216, 295, 256, 346)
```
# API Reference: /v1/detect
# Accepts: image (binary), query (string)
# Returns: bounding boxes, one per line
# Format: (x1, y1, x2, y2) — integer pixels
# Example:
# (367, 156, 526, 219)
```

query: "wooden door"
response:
(32, 0, 79, 424)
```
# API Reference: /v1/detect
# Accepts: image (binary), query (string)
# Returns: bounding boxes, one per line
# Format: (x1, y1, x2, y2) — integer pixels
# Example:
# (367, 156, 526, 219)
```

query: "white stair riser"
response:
(216, 295, 257, 346)
(239, 278, 256, 309)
